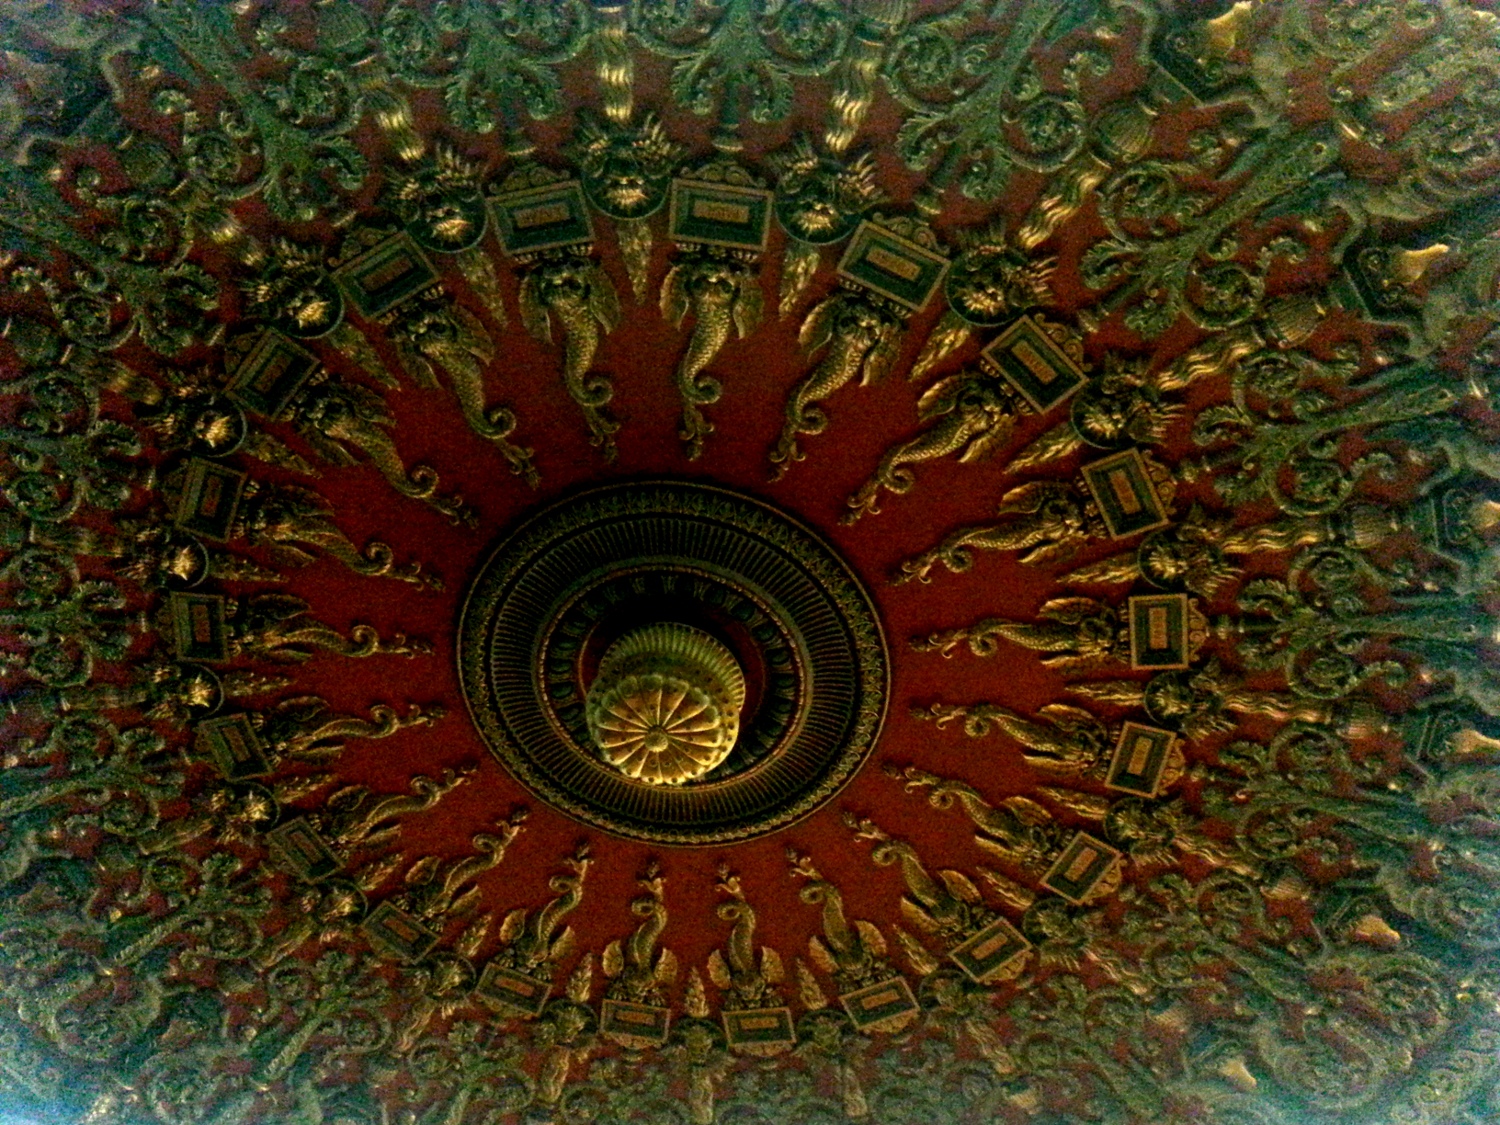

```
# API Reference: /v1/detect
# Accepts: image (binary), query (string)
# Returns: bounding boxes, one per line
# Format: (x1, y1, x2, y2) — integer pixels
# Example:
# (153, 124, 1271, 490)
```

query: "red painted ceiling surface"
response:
(187, 40, 1314, 972)
(12, 13, 1464, 974)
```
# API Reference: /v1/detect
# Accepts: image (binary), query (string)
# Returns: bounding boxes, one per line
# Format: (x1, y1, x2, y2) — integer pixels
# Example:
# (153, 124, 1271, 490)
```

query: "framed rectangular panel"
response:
(490, 180, 594, 256)
(361, 902, 440, 963)
(334, 233, 440, 319)
(980, 314, 1088, 413)
(948, 915, 1031, 984)
(836, 220, 949, 312)
(226, 330, 319, 419)
(475, 963, 552, 1017)
(1128, 593, 1192, 670)
(600, 999, 672, 1048)
(1149, 50, 1223, 106)
(723, 1006, 796, 1051)
(195, 713, 271, 781)
(267, 817, 342, 882)
(1106, 722, 1177, 798)
(668, 179, 772, 252)
(1041, 832, 1122, 905)
(839, 976, 919, 1032)
(169, 592, 230, 664)
(1080, 448, 1170, 539)
(174, 458, 246, 543)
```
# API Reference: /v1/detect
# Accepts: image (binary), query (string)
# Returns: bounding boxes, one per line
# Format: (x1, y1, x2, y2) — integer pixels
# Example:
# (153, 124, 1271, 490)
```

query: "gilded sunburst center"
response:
(585, 623, 746, 785)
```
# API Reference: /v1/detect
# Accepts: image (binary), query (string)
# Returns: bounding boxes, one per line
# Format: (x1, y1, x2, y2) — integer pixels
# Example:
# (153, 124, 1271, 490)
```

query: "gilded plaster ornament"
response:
(661, 250, 765, 459)
(2, 2, 1500, 1122)
(585, 624, 745, 785)
(518, 252, 624, 458)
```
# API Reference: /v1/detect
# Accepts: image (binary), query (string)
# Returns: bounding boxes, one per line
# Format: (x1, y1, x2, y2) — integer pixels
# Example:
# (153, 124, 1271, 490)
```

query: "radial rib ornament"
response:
(586, 624, 746, 785)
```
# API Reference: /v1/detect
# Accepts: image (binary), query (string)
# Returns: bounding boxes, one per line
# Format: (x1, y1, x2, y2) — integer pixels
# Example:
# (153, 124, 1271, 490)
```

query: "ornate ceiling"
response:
(1, 1, 1499, 1123)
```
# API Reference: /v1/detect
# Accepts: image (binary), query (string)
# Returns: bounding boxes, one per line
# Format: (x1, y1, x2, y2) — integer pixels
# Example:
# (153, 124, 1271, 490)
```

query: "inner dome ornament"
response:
(585, 622, 746, 785)
(458, 480, 888, 844)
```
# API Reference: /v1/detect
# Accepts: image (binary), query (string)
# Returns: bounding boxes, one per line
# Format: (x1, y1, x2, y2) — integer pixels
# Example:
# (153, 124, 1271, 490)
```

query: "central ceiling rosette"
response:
(457, 479, 887, 844)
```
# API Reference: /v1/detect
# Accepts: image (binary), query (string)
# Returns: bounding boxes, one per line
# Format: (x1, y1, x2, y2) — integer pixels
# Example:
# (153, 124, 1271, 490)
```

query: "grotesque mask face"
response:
(191, 406, 243, 453)
(574, 113, 679, 220)
(323, 884, 363, 921)
(248, 246, 343, 337)
(835, 297, 885, 337)
(427, 199, 479, 248)
(538, 258, 590, 300)
(955, 277, 1011, 322)
(288, 285, 336, 332)
(771, 142, 876, 245)
(1142, 538, 1189, 582)
(431, 956, 474, 997)
(928, 974, 964, 1008)
(957, 380, 1001, 412)
(164, 543, 203, 582)
(553, 1004, 588, 1039)
(581, 144, 668, 219)
(400, 304, 454, 346)
(688, 261, 740, 298)
(177, 670, 220, 711)
(596, 154, 653, 214)
(1111, 800, 1162, 845)
(393, 151, 489, 252)
(948, 252, 1027, 325)
(779, 178, 844, 241)
(1150, 677, 1194, 720)
(1076, 397, 1126, 443)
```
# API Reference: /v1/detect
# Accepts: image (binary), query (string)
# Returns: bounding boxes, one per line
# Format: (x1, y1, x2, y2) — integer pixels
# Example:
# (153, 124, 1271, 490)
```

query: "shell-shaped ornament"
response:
(585, 624, 746, 785)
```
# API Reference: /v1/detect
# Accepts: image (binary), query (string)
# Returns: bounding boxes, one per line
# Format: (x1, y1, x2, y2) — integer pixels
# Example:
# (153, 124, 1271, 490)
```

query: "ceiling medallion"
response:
(459, 480, 888, 843)
(586, 621, 747, 785)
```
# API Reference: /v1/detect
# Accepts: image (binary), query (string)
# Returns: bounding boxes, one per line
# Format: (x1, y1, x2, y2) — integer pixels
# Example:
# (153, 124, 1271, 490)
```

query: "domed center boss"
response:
(586, 622, 746, 785)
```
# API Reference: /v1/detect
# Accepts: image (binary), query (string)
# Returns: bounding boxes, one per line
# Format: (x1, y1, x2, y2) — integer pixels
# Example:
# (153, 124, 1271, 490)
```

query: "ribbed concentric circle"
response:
(457, 480, 889, 844)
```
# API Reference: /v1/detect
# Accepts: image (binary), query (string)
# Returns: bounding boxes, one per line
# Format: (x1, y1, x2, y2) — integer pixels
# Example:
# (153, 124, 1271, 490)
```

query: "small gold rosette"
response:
(585, 623, 746, 785)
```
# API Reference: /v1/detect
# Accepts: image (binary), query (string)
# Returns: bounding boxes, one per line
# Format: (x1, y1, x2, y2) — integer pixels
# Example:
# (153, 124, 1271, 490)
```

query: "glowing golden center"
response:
(585, 623, 746, 786)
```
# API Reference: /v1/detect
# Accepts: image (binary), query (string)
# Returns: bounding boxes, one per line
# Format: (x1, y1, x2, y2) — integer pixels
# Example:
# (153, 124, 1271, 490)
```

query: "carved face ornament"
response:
(948, 252, 1034, 323)
(581, 142, 669, 218)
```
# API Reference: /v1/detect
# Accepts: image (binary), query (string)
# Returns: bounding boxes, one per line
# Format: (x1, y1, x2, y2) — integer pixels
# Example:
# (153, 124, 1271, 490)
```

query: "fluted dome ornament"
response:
(585, 623, 746, 785)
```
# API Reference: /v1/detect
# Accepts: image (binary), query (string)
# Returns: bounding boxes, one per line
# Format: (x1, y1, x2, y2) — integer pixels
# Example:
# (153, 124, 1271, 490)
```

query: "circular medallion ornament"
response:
(458, 480, 888, 844)
(585, 622, 746, 785)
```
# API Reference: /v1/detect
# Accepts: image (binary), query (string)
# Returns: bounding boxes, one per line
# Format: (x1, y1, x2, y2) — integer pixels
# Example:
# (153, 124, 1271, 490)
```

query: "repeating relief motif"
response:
(1, 2, 1499, 1124)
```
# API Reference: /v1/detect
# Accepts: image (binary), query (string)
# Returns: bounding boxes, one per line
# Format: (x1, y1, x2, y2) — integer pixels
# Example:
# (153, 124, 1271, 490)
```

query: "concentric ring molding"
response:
(458, 479, 889, 844)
